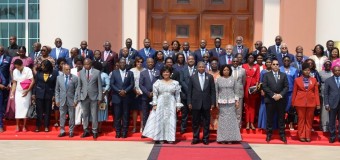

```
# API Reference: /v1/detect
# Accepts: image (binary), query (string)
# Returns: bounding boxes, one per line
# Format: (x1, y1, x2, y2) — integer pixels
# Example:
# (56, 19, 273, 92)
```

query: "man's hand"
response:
(0, 84, 5, 90)
(153, 105, 157, 110)
(148, 92, 153, 98)
(235, 101, 239, 108)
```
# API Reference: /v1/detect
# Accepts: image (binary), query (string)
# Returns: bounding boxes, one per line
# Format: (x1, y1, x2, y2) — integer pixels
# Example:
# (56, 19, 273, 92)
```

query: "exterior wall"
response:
(40, 0, 88, 50)
(123, 0, 139, 49)
(280, 0, 316, 56)
(253, 0, 263, 49)
(262, 0, 280, 47)
(88, 0, 122, 52)
(138, 0, 147, 49)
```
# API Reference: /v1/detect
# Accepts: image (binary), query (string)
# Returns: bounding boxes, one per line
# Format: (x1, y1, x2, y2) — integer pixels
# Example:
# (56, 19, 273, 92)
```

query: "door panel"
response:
(148, 14, 166, 49)
(233, 15, 253, 48)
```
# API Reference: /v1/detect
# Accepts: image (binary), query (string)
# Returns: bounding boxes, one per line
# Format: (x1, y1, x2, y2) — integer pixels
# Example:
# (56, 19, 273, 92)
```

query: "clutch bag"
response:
(20, 79, 32, 90)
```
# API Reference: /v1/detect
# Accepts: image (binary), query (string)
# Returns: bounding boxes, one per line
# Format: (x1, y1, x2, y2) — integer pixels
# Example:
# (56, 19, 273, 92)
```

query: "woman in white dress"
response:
(10, 59, 34, 132)
(142, 66, 183, 143)
(130, 57, 146, 133)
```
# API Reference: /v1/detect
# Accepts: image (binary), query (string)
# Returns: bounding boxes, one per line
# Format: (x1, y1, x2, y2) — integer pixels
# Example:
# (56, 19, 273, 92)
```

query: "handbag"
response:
(27, 103, 37, 119)
(99, 102, 107, 110)
(20, 79, 32, 90)
(248, 85, 257, 94)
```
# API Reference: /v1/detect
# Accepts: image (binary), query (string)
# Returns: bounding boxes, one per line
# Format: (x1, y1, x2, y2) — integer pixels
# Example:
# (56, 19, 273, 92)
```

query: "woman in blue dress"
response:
(280, 56, 298, 130)
(258, 58, 272, 129)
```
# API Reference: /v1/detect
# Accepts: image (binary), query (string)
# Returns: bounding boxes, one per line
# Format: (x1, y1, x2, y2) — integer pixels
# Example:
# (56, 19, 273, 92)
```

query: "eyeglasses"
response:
(203, 56, 209, 58)
(272, 64, 279, 66)
(232, 61, 238, 62)
(281, 47, 288, 49)
(254, 43, 259, 45)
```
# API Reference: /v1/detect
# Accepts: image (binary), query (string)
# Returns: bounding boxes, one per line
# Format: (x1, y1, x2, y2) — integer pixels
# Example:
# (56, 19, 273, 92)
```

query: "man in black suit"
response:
(119, 38, 138, 60)
(6, 36, 20, 57)
(324, 66, 340, 143)
(267, 35, 282, 59)
(66, 48, 79, 68)
(194, 39, 210, 63)
(162, 40, 175, 59)
(29, 42, 41, 61)
(209, 37, 226, 58)
(164, 57, 180, 82)
(252, 41, 263, 56)
(0, 46, 11, 132)
(181, 42, 194, 62)
(262, 59, 289, 143)
(325, 40, 334, 58)
(232, 36, 249, 61)
(188, 61, 216, 145)
(79, 41, 94, 60)
(219, 44, 234, 66)
(120, 47, 135, 70)
(179, 55, 196, 134)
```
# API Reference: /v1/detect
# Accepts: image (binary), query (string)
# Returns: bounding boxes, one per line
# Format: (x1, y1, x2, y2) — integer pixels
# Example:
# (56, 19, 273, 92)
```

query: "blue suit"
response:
(66, 57, 75, 68)
(110, 69, 134, 134)
(324, 76, 340, 139)
(78, 49, 94, 60)
(219, 54, 233, 66)
(137, 48, 156, 67)
(0, 55, 11, 85)
(0, 72, 7, 128)
(193, 48, 210, 63)
(276, 53, 295, 66)
(119, 48, 138, 60)
(50, 47, 69, 60)
(139, 69, 160, 129)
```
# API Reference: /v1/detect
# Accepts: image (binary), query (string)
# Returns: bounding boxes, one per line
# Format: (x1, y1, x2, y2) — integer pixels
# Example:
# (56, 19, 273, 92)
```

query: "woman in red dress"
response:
(242, 54, 260, 130)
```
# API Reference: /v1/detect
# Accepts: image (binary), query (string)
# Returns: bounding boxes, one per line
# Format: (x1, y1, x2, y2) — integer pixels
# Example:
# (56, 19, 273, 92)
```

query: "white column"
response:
(122, 0, 139, 49)
(262, 0, 281, 46)
(40, 0, 88, 50)
(316, 0, 340, 44)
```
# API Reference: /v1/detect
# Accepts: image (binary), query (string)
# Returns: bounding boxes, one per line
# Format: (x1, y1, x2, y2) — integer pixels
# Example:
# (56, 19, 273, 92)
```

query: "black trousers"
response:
(329, 104, 340, 139)
(180, 99, 189, 131)
(113, 100, 129, 133)
(36, 98, 52, 128)
(141, 99, 152, 129)
(266, 99, 286, 136)
(192, 107, 210, 141)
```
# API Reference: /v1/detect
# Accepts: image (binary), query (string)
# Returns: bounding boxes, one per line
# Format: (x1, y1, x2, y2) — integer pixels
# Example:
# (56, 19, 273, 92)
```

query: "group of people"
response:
(0, 35, 340, 145)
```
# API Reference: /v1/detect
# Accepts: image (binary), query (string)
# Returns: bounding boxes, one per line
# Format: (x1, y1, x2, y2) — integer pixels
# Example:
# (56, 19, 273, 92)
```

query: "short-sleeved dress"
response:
(130, 67, 145, 110)
(13, 67, 33, 118)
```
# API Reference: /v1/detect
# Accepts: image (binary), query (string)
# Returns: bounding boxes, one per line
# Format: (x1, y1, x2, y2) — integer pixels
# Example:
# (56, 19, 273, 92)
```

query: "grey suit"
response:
(232, 45, 249, 63)
(324, 76, 340, 139)
(231, 66, 246, 127)
(55, 74, 78, 134)
(77, 68, 103, 133)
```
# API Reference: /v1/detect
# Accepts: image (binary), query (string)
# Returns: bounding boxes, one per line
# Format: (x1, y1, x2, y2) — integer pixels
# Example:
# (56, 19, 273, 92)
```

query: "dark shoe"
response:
(58, 133, 66, 137)
(329, 137, 336, 143)
(280, 136, 287, 144)
(115, 132, 121, 138)
(155, 141, 160, 144)
(81, 132, 90, 138)
(141, 135, 147, 138)
(203, 140, 209, 145)
(191, 139, 199, 145)
(180, 130, 186, 134)
(69, 133, 74, 138)
(306, 138, 311, 142)
(122, 133, 127, 138)
(299, 138, 306, 142)
(44, 127, 49, 132)
(266, 135, 271, 143)
(93, 133, 98, 139)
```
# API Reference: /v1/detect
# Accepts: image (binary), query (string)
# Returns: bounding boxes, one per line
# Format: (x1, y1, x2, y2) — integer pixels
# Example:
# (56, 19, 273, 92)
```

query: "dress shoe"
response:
(180, 130, 186, 134)
(191, 139, 199, 145)
(0, 127, 4, 133)
(58, 133, 66, 137)
(155, 141, 160, 144)
(306, 138, 311, 142)
(69, 133, 74, 138)
(35, 127, 40, 132)
(203, 140, 209, 145)
(266, 135, 271, 143)
(122, 133, 127, 138)
(299, 138, 306, 142)
(93, 133, 98, 139)
(44, 128, 49, 132)
(280, 136, 287, 144)
(329, 137, 336, 143)
(141, 135, 147, 138)
(81, 132, 90, 138)
(115, 132, 121, 138)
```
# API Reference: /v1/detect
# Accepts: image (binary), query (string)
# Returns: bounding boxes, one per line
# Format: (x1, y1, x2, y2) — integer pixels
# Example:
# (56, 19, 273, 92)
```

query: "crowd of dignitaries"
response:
(0, 35, 340, 145)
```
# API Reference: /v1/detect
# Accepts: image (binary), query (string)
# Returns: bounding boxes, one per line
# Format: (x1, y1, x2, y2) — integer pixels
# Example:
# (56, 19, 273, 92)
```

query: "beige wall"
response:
(138, 0, 147, 50)
(280, 0, 316, 56)
(253, 0, 263, 50)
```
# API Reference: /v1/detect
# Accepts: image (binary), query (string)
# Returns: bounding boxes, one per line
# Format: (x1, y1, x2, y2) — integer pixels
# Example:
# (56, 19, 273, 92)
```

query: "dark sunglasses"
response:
(272, 64, 279, 66)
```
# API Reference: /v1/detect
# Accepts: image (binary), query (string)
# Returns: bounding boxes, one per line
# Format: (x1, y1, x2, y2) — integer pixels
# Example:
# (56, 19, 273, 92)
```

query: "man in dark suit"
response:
(139, 58, 160, 134)
(6, 36, 20, 57)
(120, 47, 135, 70)
(294, 46, 308, 62)
(110, 58, 134, 138)
(79, 41, 94, 60)
(29, 42, 41, 61)
(188, 61, 216, 145)
(181, 42, 194, 62)
(324, 66, 340, 143)
(138, 38, 157, 67)
(267, 35, 283, 59)
(119, 38, 138, 60)
(291, 52, 304, 75)
(276, 43, 295, 66)
(232, 36, 249, 61)
(209, 37, 226, 58)
(252, 41, 263, 56)
(50, 38, 69, 60)
(66, 47, 79, 68)
(219, 44, 234, 66)
(325, 40, 334, 58)
(262, 59, 289, 143)
(194, 39, 210, 63)
(0, 45, 11, 132)
(162, 40, 175, 59)
(101, 41, 118, 74)
(179, 55, 196, 134)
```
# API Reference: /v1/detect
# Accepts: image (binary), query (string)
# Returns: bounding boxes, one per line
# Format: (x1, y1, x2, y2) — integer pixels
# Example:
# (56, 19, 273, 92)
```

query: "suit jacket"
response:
(180, 65, 197, 99)
(170, 69, 181, 82)
(101, 50, 118, 74)
(232, 45, 249, 61)
(55, 74, 78, 107)
(209, 48, 226, 58)
(267, 45, 279, 59)
(0, 54, 11, 85)
(193, 48, 210, 63)
(33, 70, 58, 99)
(291, 77, 320, 107)
(50, 47, 69, 60)
(232, 66, 246, 98)
(119, 48, 138, 60)
(125, 58, 135, 71)
(290, 61, 303, 74)
(187, 73, 216, 110)
(219, 54, 234, 66)
(66, 57, 76, 68)
(276, 53, 295, 66)
(324, 76, 340, 109)
(78, 49, 94, 60)
(163, 50, 176, 59)
(180, 50, 194, 62)
(262, 71, 289, 103)
(76, 68, 102, 101)
(137, 48, 157, 67)
(110, 69, 134, 104)
(29, 51, 41, 61)
(139, 69, 160, 100)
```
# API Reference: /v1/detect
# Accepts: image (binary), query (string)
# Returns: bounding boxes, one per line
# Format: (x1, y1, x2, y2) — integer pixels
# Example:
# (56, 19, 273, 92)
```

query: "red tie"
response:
(82, 51, 85, 58)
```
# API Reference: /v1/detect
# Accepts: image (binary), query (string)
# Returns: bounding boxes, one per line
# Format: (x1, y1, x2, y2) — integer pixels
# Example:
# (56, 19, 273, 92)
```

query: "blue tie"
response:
(65, 75, 68, 89)
(336, 77, 340, 88)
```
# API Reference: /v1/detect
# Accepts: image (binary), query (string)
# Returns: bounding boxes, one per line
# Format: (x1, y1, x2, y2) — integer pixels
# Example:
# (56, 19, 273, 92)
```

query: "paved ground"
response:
(0, 140, 340, 160)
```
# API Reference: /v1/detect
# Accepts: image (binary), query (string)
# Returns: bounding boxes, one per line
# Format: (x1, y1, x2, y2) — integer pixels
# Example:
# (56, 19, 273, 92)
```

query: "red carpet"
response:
(148, 141, 260, 160)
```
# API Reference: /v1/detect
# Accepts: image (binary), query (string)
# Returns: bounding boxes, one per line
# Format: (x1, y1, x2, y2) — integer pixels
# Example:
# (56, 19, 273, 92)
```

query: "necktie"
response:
(227, 56, 232, 64)
(65, 75, 69, 89)
(35, 52, 38, 58)
(145, 48, 150, 57)
(200, 74, 204, 90)
(149, 70, 153, 81)
(87, 70, 90, 81)
(189, 68, 193, 76)
(238, 46, 242, 53)
(82, 50, 86, 58)
(336, 77, 340, 88)
(276, 46, 280, 54)
(274, 73, 278, 83)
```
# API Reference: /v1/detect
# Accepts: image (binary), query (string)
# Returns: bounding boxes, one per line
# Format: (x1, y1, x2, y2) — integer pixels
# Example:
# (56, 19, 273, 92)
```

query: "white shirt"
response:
(120, 69, 126, 82)
(198, 72, 205, 90)
(56, 47, 61, 59)
(188, 66, 195, 76)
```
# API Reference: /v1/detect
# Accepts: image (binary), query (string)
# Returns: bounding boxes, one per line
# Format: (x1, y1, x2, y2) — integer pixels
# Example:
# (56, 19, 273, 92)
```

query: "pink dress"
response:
(10, 56, 34, 71)
(332, 58, 340, 69)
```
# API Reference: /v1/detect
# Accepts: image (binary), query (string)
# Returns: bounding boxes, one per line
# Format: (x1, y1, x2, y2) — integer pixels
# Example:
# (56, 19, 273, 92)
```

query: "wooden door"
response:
(147, 0, 254, 50)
